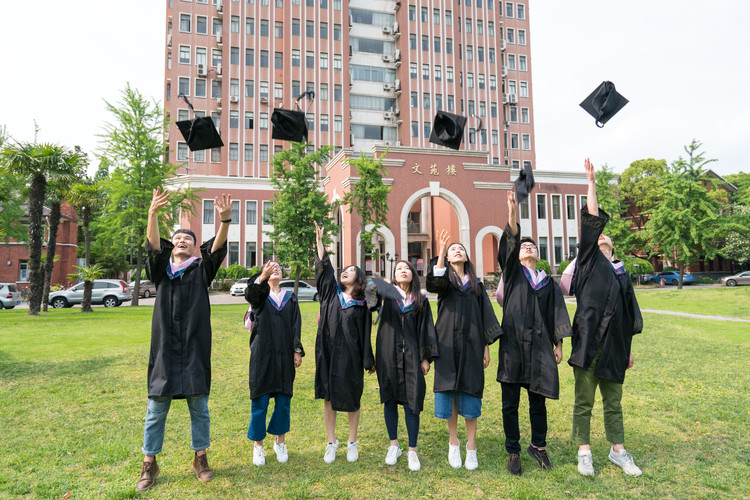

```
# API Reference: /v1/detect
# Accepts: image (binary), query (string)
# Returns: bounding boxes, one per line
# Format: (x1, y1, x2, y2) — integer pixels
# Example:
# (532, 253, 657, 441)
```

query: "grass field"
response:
(1, 289, 749, 499)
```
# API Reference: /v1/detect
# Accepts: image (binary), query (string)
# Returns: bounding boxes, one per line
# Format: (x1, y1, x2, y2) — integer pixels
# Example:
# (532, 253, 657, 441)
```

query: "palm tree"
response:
(69, 264, 104, 313)
(0, 142, 86, 315)
(67, 179, 107, 310)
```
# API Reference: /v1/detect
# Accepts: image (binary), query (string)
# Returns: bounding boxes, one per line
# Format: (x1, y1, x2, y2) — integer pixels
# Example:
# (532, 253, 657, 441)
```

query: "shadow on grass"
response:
(0, 354, 119, 381)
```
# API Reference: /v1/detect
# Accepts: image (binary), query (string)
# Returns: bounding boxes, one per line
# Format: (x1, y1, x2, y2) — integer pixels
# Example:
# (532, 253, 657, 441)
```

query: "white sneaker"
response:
(273, 440, 288, 463)
(324, 439, 339, 464)
(465, 445, 478, 470)
(578, 450, 595, 476)
(448, 441, 462, 468)
(347, 441, 360, 462)
(407, 450, 421, 471)
(253, 445, 266, 466)
(385, 445, 402, 465)
(608, 447, 642, 476)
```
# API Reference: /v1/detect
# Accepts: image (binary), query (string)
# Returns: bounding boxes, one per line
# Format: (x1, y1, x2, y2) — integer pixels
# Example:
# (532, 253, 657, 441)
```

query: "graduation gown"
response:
(314, 251, 375, 412)
(145, 237, 226, 398)
(496, 224, 571, 399)
(568, 207, 643, 384)
(244, 277, 304, 399)
(374, 292, 440, 413)
(426, 263, 502, 398)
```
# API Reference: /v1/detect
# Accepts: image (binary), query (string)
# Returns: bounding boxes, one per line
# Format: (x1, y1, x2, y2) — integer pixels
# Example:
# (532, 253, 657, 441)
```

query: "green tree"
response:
(619, 158, 669, 245)
(720, 204, 750, 267)
(644, 140, 729, 289)
(97, 84, 197, 305)
(724, 172, 750, 205)
(0, 142, 87, 315)
(0, 170, 27, 243)
(69, 263, 104, 313)
(264, 142, 336, 293)
(595, 164, 633, 257)
(341, 152, 392, 271)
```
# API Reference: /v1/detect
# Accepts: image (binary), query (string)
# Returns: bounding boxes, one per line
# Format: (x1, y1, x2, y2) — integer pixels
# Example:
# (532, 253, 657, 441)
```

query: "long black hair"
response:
(445, 242, 480, 295)
(392, 259, 423, 313)
(340, 265, 367, 301)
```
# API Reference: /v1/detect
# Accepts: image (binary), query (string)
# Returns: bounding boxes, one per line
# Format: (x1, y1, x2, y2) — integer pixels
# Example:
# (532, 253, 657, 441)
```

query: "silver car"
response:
(49, 279, 132, 308)
(279, 280, 319, 301)
(0, 283, 22, 309)
(720, 271, 750, 287)
(129, 280, 157, 298)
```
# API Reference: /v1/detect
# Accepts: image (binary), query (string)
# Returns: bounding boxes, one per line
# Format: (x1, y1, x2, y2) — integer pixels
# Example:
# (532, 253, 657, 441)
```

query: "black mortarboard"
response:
(271, 108, 308, 142)
(580, 81, 629, 128)
(429, 111, 467, 150)
(514, 162, 535, 204)
(175, 116, 224, 151)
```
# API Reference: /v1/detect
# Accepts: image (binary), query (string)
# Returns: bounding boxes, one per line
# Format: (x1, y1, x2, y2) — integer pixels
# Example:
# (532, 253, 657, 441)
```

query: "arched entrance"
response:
(355, 224, 396, 277)
(474, 226, 503, 278)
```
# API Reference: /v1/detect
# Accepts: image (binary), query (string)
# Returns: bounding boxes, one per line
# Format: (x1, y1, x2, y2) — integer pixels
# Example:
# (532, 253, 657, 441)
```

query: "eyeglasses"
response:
(520, 243, 537, 250)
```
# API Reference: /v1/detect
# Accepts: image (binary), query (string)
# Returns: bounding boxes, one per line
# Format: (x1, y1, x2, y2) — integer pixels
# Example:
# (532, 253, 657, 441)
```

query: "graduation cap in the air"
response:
(514, 162, 535, 204)
(580, 81, 629, 128)
(175, 116, 224, 151)
(429, 111, 467, 150)
(271, 108, 308, 143)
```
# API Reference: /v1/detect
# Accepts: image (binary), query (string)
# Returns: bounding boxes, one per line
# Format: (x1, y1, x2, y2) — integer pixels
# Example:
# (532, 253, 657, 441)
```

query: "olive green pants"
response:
(572, 351, 625, 445)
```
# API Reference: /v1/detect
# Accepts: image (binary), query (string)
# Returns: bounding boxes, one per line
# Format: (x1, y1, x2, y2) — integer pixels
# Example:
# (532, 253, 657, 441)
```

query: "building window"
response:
(245, 201, 257, 224)
(553, 237, 562, 265)
(568, 237, 577, 259)
(292, 50, 300, 67)
(409, 5, 416, 21)
(244, 143, 253, 162)
(179, 45, 190, 64)
(334, 115, 342, 132)
(177, 142, 188, 161)
(491, 102, 497, 117)
(211, 147, 221, 162)
(334, 84, 342, 101)
(423, 92, 430, 109)
(519, 55, 527, 71)
(433, 8, 440, 24)
(229, 143, 239, 161)
(306, 51, 315, 68)
(321, 114, 329, 131)
(488, 21, 495, 36)
(245, 80, 254, 97)
(260, 112, 269, 129)
(423, 121, 431, 138)
(212, 49, 222, 66)
(262, 201, 274, 224)
(566, 195, 576, 220)
(521, 107, 529, 123)
(230, 111, 239, 128)
(195, 78, 206, 97)
(410, 63, 417, 79)
(422, 64, 429, 80)
(435, 65, 442, 81)
(203, 200, 215, 224)
(510, 133, 519, 149)
(447, 95, 454, 111)
(19, 260, 29, 282)
(410, 92, 417, 108)
(445, 9, 452, 24)
(552, 195, 561, 219)
(334, 24, 341, 40)
(231, 47, 239, 64)
(320, 22, 328, 39)
(536, 194, 546, 219)
(292, 18, 300, 36)
(333, 54, 342, 70)
(247, 17, 255, 35)
(517, 3, 525, 19)
(306, 20, 314, 37)
(274, 83, 283, 100)
(275, 21, 283, 38)
(262, 242, 274, 263)
(178, 77, 189, 96)
(228, 242, 239, 266)
(421, 6, 428, 22)
(411, 121, 418, 137)
(519, 197, 529, 219)
(508, 54, 516, 70)
(196, 16, 208, 34)
(260, 19, 269, 36)
(180, 13, 191, 32)
(260, 145, 269, 162)
(246, 242, 257, 268)
(518, 29, 526, 45)
(231, 15, 240, 33)
(522, 133, 530, 150)
(520, 81, 528, 97)
(446, 38, 453, 54)
(319, 83, 328, 100)
(538, 237, 548, 261)
(506, 2, 514, 18)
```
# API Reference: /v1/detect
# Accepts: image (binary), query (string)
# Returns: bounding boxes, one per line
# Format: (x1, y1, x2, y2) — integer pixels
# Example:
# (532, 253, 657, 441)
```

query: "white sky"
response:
(1, 1, 748, 177)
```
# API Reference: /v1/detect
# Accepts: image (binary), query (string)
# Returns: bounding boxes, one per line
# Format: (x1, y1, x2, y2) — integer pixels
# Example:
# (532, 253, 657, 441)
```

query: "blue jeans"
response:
(142, 395, 210, 456)
(434, 391, 482, 419)
(247, 393, 292, 442)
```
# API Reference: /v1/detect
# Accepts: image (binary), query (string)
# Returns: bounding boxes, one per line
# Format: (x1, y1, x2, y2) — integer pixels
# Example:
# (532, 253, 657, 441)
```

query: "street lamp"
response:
(386, 252, 399, 278)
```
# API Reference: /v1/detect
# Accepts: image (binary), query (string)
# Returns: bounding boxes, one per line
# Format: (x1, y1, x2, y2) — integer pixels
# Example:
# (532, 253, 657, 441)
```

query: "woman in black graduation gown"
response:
(372, 260, 439, 471)
(426, 229, 502, 471)
(313, 221, 375, 464)
(244, 260, 304, 467)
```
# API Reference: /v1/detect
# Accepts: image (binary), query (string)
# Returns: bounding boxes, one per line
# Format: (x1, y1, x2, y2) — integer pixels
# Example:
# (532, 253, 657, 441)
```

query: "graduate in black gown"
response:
(136, 188, 230, 492)
(372, 260, 439, 471)
(426, 229, 502, 471)
(495, 191, 571, 475)
(243, 260, 304, 467)
(313, 221, 375, 464)
(564, 158, 644, 477)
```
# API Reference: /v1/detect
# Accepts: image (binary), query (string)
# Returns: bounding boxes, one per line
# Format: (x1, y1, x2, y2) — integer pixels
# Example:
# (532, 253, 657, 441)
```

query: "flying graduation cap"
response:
(175, 116, 224, 151)
(271, 108, 308, 143)
(514, 162, 535, 204)
(579, 81, 629, 128)
(429, 110, 467, 150)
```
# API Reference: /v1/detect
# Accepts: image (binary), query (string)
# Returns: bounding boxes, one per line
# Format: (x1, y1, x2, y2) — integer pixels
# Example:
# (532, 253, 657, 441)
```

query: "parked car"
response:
(48, 279, 132, 308)
(0, 283, 22, 309)
(279, 280, 319, 301)
(646, 271, 696, 286)
(129, 280, 157, 298)
(719, 271, 750, 287)
(230, 278, 250, 296)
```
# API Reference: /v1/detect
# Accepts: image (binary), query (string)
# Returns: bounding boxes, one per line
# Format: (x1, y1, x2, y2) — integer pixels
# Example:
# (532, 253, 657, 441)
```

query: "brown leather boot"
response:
(135, 458, 159, 492)
(192, 452, 214, 482)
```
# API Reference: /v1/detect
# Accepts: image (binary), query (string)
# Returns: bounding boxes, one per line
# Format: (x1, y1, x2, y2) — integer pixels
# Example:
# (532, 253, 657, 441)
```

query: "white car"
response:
(0, 283, 22, 309)
(230, 278, 250, 296)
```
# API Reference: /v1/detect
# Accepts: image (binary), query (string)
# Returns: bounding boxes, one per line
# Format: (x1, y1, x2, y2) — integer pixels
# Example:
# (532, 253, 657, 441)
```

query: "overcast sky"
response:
(2, 1, 748, 177)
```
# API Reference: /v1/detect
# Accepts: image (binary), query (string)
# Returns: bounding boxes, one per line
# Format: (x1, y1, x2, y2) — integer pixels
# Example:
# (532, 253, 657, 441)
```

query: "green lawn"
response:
(1, 290, 749, 499)
(634, 286, 750, 320)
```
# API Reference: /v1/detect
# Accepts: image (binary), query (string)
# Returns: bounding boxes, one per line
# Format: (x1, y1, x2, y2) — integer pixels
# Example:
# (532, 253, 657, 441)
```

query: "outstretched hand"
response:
(215, 194, 232, 222)
(437, 229, 451, 254)
(507, 191, 517, 218)
(260, 260, 277, 281)
(149, 187, 170, 215)
(584, 158, 595, 184)
(314, 221, 325, 242)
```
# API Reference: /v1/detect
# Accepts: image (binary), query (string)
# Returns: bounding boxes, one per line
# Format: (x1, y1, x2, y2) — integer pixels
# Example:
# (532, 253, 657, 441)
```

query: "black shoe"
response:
(527, 445, 552, 470)
(507, 453, 522, 476)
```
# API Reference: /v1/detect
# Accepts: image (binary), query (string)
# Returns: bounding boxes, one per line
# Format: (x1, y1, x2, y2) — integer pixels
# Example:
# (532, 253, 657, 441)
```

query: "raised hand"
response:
(437, 229, 451, 254)
(260, 260, 277, 281)
(149, 187, 170, 215)
(314, 220, 325, 243)
(584, 158, 595, 184)
(507, 190, 517, 218)
(215, 194, 232, 222)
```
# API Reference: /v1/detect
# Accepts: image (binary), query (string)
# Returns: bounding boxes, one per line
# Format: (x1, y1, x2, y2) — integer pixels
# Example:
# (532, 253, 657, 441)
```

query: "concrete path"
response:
(562, 298, 750, 323)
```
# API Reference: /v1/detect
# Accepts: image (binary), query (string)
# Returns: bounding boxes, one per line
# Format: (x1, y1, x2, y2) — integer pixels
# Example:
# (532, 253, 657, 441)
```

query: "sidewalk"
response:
(563, 298, 750, 323)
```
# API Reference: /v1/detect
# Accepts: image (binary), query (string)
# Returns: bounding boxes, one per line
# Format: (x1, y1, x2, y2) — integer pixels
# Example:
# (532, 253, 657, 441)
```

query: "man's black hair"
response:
(172, 228, 197, 245)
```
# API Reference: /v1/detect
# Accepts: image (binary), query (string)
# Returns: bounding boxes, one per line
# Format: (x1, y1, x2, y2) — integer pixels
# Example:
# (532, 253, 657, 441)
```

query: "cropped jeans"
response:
(142, 395, 210, 456)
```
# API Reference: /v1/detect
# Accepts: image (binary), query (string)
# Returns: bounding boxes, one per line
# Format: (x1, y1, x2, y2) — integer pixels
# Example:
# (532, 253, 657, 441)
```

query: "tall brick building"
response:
(164, 0, 587, 276)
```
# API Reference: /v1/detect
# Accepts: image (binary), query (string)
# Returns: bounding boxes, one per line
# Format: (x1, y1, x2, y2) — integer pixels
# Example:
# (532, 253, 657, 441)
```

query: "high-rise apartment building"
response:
(164, 0, 586, 275)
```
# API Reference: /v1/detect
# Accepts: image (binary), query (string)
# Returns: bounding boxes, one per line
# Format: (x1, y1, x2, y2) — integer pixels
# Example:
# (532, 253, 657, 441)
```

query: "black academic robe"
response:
(244, 277, 304, 400)
(145, 237, 226, 398)
(426, 263, 502, 398)
(568, 207, 643, 384)
(374, 292, 440, 413)
(314, 251, 375, 412)
(496, 224, 572, 399)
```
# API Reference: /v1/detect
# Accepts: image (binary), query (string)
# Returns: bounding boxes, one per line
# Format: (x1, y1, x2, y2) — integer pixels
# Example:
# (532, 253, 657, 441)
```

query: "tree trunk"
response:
(678, 262, 685, 290)
(83, 207, 91, 266)
(42, 200, 62, 313)
(132, 243, 144, 306)
(27, 173, 47, 316)
(293, 265, 301, 296)
(81, 279, 94, 313)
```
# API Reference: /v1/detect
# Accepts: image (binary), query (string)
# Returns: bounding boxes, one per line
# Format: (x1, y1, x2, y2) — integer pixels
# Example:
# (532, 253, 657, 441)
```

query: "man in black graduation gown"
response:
(135, 188, 230, 492)
(566, 159, 643, 477)
(496, 191, 571, 475)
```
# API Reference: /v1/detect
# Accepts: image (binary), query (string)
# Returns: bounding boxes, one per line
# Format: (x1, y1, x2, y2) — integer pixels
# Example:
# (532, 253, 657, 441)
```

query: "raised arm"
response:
(314, 221, 326, 260)
(434, 229, 451, 270)
(507, 190, 518, 236)
(147, 188, 171, 252)
(212, 194, 232, 253)
(584, 158, 597, 214)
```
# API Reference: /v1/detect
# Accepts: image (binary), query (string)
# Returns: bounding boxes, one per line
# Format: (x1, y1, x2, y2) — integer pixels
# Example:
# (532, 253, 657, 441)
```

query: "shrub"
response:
(536, 259, 552, 275)
(215, 267, 227, 280)
(624, 256, 654, 276)
(556, 260, 571, 275)
(226, 264, 252, 281)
